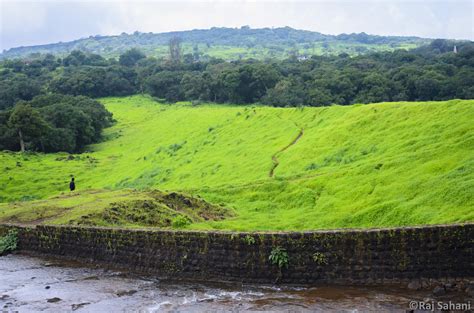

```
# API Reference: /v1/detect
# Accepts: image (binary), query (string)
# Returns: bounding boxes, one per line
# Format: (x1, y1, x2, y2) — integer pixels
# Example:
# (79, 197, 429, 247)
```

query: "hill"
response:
(0, 26, 430, 60)
(0, 95, 473, 230)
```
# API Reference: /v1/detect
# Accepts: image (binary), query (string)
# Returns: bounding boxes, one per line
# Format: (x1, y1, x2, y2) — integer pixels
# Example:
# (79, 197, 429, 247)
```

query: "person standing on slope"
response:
(69, 177, 76, 192)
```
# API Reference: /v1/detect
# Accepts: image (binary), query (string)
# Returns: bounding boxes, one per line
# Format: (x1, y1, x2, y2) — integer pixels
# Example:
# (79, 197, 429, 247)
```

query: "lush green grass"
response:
(1, 95, 473, 230)
(149, 42, 423, 60)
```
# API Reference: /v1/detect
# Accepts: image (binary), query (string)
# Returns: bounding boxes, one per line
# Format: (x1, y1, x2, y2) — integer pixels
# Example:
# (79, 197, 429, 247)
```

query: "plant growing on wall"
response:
(0, 230, 18, 256)
(269, 246, 289, 269)
(242, 234, 256, 245)
(269, 246, 289, 282)
(312, 252, 328, 265)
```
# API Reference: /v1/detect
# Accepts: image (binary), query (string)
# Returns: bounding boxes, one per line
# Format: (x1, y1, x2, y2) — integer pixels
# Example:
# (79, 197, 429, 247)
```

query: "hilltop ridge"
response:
(1, 26, 431, 60)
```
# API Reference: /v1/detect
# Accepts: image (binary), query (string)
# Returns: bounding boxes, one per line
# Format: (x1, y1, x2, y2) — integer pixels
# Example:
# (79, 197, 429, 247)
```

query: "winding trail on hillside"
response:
(269, 128, 304, 177)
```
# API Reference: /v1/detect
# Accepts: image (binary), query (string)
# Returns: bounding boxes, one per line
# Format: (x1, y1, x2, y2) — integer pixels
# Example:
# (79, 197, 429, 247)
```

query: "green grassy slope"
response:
(1, 95, 473, 230)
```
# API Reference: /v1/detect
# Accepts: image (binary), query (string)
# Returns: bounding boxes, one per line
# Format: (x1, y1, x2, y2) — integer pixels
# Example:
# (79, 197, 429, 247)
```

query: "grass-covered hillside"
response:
(1, 95, 473, 230)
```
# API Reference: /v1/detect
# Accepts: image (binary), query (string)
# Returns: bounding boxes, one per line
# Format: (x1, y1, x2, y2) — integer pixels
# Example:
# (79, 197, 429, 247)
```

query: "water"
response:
(0, 254, 464, 312)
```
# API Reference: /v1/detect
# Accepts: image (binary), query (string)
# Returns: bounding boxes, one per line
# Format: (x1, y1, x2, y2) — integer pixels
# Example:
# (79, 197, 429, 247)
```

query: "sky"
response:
(0, 0, 473, 51)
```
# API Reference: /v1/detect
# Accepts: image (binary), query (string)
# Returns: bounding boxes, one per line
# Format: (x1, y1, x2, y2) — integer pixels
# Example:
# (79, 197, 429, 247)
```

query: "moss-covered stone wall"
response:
(0, 224, 472, 285)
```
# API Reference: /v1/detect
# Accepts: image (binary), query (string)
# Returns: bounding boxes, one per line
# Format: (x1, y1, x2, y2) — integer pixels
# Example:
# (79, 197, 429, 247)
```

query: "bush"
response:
(171, 215, 192, 228)
(269, 246, 289, 269)
(0, 230, 18, 255)
(242, 234, 256, 245)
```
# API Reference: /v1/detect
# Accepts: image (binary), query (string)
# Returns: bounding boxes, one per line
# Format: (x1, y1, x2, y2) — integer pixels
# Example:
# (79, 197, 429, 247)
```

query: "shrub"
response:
(305, 163, 319, 171)
(242, 234, 256, 245)
(269, 246, 289, 269)
(0, 230, 18, 255)
(312, 252, 328, 265)
(171, 215, 192, 228)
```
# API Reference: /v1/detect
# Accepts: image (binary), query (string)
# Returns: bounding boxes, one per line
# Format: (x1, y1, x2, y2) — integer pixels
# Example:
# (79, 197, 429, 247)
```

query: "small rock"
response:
(116, 290, 137, 297)
(408, 280, 422, 290)
(197, 298, 215, 303)
(72, 302, 90, 311)
(45, 286, 50, 289)
(47, 297, 61, 303)
(433, 286, 446, 296)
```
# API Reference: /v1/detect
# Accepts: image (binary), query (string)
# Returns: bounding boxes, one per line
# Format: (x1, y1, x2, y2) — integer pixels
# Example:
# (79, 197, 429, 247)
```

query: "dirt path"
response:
(269, 128, 304, 177)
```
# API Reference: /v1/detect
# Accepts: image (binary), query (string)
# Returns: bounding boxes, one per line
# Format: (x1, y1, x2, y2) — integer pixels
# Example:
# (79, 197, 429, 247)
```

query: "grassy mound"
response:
(0, 189, 232, 228)
(1, 95, 473, 230)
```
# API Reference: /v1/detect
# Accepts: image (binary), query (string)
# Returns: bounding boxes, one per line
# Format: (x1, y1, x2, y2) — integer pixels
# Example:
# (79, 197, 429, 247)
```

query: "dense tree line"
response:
(0, 39, 473, 153)
(1, 39, 473, 111)
(0, 94, 113, 152)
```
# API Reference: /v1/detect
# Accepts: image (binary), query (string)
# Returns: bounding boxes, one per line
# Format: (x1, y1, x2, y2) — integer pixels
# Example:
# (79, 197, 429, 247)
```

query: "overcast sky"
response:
(0, 0, 473, 51)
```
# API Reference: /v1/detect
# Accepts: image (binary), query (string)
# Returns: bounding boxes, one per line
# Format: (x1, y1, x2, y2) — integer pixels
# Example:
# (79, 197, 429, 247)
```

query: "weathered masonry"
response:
(0, 223, 472, 285)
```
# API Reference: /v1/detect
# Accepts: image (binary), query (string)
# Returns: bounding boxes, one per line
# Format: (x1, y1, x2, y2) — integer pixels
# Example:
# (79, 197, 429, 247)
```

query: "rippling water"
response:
(0, 254, 461, 312)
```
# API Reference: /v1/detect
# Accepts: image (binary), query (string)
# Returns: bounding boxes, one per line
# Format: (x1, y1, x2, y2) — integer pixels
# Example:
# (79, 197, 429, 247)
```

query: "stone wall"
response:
(0, 223, 472, 285)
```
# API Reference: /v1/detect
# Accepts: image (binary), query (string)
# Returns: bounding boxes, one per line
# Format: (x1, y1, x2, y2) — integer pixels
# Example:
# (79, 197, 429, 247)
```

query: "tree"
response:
(169, 37, 182, 64)
(0, 74, 42, 110)
(50, 67, 107, 97)
(8, 103, 49, 152)
(119, 49, 146, 67)
(236, 64, 281, 103)
(354, 73, 393, 103)
(63, 50, 107, 67)
(263, 77, 306, 107)
(41, 103, 95, 150)
(2, 94, 113, 153)
(63, 50, 87, 66)
(415, 71, 444, 100)
(145, 71, 184, 102)
(104, 65, 137, 96)
(307, 87, 333, 106)
(192, 45, 200, 61)
(0, 110, 18, 151)
(180, 72, 210, 100)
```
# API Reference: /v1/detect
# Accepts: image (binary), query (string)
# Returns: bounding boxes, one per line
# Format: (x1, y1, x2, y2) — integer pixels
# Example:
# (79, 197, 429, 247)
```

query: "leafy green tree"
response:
(41, 128, 76, 153)
(50, 67, 107, 97)
(41, 103, 95, 150)
(119, 49, 146, 67)
(8, 103, 49, 152)
(180, 72, 210, 100)
(145, 71, 184, 102)
(0, 74, 42, 110)
(2, 94, 113, 153)
(0, 111, 18, 151)
(415, 71, 444, 100)
(263, 77, 306, 107)
(307, 87, 333, 106)
(168, 37, 182, 64)
(63, 50, 88, 66)
(354, 73, 393, 103)
(104, 66, 137, 96)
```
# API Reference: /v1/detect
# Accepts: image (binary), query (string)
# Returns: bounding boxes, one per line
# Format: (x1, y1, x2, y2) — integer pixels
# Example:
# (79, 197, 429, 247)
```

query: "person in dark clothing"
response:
(69, 177, 75, 191)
